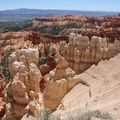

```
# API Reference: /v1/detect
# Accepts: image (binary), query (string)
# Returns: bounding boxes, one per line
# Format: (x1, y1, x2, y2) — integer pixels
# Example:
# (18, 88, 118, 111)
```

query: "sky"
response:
(0, 0, 120, 11)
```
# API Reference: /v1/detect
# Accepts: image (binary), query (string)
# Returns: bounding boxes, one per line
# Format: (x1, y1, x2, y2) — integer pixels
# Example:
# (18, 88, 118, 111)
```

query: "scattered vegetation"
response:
(50, 25, 62, 35)
(66, 21, 78, 28)
(80, 110, 113, 120)
(0, 49, 12, 80)
(32, 25, 63, 35)
(38, 109, 113, 120)
(39, 56, 48, 65)
(39, 109, 60, 120)
(0, 20, 31, 32)
(32, 25, 48, 33)
(38, 44, 55, 65)
(0, 40, 10, 47)
(0, 20, 81, 35)
(66, 110, 113, 120)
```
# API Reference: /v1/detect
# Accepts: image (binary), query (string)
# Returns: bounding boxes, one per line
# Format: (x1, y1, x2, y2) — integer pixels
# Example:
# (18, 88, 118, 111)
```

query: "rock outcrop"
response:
(31, 14, 120, 40)
(52, 53, 120, 120)
(0, 30, 69, 46)
(64, 33, 120, 74)
(35, 15, 90, 22)
(2, 47, 88, 119)
(3, 48, 44, 120)
(43, 51, 88, 110)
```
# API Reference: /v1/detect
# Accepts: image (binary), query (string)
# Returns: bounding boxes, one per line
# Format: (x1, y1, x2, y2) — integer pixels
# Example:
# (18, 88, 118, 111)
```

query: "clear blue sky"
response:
(0, 0, 120, 11)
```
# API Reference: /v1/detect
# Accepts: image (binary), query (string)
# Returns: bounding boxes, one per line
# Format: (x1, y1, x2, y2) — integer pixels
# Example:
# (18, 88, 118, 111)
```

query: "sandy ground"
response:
(53, 54, 120, 120)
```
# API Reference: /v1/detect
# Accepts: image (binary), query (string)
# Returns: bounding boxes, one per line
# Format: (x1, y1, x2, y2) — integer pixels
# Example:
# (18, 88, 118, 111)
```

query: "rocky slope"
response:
(32, 15, 91, 27)
(0, 29, 120, 120)
(0, 30, 68, 45)
(0, 14, 120, 40)
(2, 47, 85, 120)
(0, 14, 120, 46)
(30, 14, 120, 41)
(53, 53, 120, 120)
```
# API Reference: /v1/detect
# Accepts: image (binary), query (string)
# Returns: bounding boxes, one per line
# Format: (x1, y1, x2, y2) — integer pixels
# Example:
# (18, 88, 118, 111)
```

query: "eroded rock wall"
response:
(2, 32, 120, 119)
(0, 73, 6, 118)
(64, 33, 120, 74)
(3, 48, 44, 120)
(43, 51, 87, 110)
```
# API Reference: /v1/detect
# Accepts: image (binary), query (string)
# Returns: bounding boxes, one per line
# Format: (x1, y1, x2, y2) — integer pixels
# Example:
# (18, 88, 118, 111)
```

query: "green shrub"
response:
(66, 21, 78, 28)
(50, 25, 62, 35)
(39, 56, 48, 65)
(65, 110, 113, 120)
(80, 110, 113, 120)
(32, 25, 48, 33)
(0, 40, 11, 47)
(0, 49, 12, 80)
(40, 109, 60, 120)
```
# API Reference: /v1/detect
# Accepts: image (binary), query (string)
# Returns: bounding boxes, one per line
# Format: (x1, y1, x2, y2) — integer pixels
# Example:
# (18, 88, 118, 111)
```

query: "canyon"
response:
(0, 14, 120, 120)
